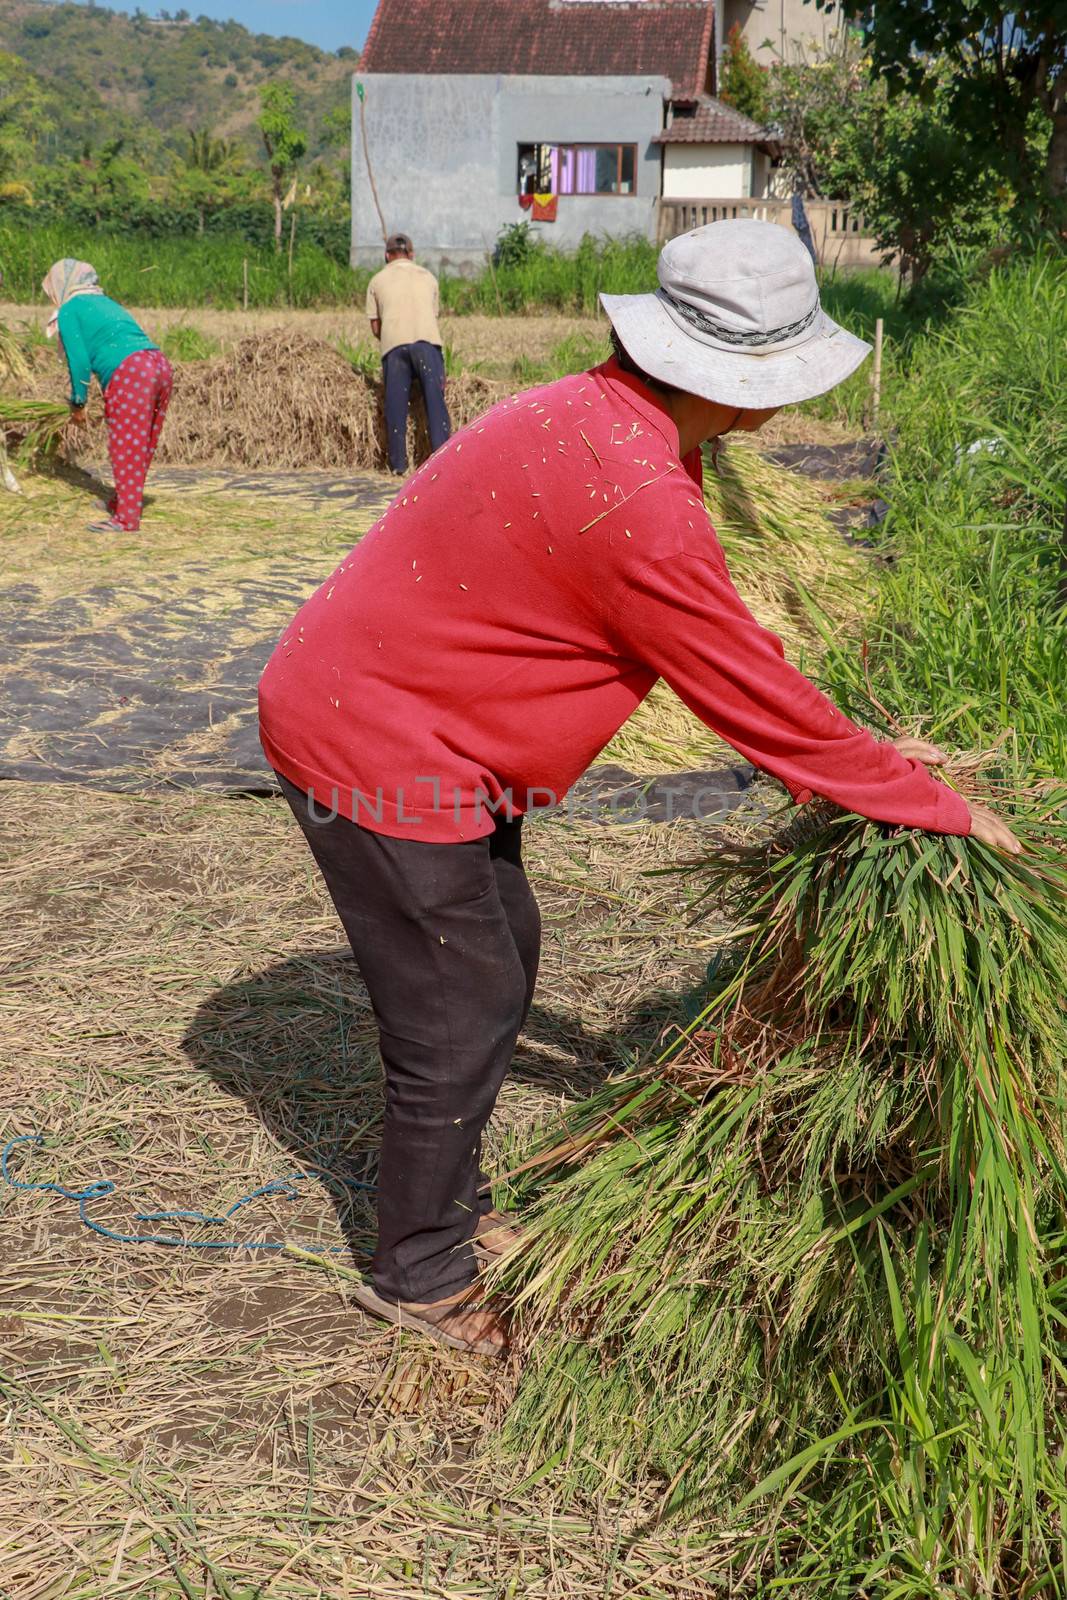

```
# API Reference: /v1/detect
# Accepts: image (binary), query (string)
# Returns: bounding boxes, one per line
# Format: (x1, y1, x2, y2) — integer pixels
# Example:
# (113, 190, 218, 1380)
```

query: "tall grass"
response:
(498, 252, 1067, 1594)
(821, 249, 1066, 773)
(0, 220, 657, 314)
(0, 218, 957, 374)
(0, 222, 369, 309)
(443, 232, 659, 314)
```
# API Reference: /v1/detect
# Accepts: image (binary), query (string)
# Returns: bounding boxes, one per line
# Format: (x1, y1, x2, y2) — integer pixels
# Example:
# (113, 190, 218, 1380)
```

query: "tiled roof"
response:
(360, 0, 715, 100)
(655, 95, 772, 143)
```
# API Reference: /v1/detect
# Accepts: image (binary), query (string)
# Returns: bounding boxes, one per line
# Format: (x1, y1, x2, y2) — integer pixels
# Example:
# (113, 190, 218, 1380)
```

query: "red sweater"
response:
(259, 360, 970, 843)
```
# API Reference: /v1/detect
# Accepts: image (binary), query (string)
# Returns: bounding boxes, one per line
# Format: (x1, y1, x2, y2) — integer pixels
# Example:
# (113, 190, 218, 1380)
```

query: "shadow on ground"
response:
(181, 944, 719, 1273)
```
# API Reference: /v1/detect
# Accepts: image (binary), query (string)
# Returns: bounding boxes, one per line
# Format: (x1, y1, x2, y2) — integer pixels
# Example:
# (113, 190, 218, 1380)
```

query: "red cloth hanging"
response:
(532, 193, 558, 222)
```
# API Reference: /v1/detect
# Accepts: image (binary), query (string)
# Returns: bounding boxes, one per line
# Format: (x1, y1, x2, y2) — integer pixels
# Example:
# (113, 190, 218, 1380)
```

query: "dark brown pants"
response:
(278, 776, 540, 1303)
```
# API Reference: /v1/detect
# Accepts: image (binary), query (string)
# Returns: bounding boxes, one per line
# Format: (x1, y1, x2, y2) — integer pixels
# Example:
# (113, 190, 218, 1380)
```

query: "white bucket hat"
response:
(602, 218, 870, 409)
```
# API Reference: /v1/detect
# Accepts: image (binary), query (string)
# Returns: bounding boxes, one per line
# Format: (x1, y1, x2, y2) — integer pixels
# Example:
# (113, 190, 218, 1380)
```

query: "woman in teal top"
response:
(43, 259, 174, 534)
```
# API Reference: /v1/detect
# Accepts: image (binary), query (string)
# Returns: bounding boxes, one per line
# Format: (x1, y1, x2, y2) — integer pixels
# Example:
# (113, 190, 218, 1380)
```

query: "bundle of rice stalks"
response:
(603, 442, 870, 774)
(0, 321, 30, 385)
(0, 397, 70, 462)
(705, 437, 871, 654)
(0, 322, 39, 490)
(500, 758, 1067, 1587)
(75, 330, 501, 473)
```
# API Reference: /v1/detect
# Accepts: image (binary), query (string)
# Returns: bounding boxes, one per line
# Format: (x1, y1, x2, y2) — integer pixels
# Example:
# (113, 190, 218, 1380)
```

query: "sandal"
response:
(350, 1278, 509, 1357)
(473, 1207, 526, 1261)
(86, 518, 129, 534)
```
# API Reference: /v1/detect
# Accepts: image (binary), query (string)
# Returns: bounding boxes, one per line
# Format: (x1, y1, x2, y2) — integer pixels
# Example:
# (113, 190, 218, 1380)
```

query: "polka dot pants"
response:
(103, 349, 174, 531)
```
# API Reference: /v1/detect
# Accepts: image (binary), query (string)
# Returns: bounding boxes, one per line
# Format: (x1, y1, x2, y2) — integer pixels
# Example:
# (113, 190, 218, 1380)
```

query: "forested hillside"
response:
(0, 0, 355, 165)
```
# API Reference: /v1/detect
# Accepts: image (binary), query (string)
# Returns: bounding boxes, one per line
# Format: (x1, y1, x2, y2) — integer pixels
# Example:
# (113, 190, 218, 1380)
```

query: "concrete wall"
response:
(351, 73, 669, 274)
(719, 0, 843, 66)
(662, 143, 756, 200)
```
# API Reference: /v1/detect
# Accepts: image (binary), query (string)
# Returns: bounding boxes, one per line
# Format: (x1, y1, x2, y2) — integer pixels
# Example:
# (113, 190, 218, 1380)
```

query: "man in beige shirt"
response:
(366, 234, 452, 475)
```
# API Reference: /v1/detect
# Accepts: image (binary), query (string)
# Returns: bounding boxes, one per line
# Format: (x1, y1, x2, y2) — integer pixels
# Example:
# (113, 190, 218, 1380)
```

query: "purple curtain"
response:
(548, 147, 612, 196)
(577, 148, 598, 193)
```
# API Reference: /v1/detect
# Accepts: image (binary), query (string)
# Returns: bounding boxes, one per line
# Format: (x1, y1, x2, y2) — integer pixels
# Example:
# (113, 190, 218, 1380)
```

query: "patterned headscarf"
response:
(41, 259, 103, 339)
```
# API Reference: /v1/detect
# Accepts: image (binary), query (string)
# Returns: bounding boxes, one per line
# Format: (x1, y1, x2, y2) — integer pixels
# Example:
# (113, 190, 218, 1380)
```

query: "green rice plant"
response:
(497, 250, 1067, 1592)
(500, 772, 1067, 1589)
(440, 232, 659, 315)
(158, 324, 222, 362)
(510, 330, 610, 386)
(335, 335, 381, 382)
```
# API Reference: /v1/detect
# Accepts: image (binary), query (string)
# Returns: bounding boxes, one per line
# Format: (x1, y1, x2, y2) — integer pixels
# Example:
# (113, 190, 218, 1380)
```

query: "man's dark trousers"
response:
(277, 776, 540, 1304)
(383, 340, 451, 474)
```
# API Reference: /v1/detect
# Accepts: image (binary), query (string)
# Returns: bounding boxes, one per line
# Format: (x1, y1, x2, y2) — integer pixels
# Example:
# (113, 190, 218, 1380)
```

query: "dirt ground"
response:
(1, 784, 739, 1598)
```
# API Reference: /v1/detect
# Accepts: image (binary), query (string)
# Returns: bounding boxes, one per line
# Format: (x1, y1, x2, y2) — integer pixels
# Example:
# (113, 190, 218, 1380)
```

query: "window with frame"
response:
(517, 142, 637, 196)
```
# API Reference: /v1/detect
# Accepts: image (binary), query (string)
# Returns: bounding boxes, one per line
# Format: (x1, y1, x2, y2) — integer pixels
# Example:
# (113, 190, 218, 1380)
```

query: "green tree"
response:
(816, 0, 1067, 220)
(718, 23, 769, 124)
(0, 51, 53, 191)
(766, 32, 865, 196)
(70, 136, 150, 225)
(177, 125, 243, 233)
(257, 82, 307, 251)
(320, 102, 350, 154)
(825, 66, 1008, 282)
(767, 33, 1008, 283)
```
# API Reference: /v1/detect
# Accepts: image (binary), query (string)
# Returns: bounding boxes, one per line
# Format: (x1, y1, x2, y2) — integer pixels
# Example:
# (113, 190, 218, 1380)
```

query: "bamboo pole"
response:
(242, 256, 249, 312)
(483, 236, 505, 317)
(870, 316, 884, 433)
(287, 212, 296, 306)
(356, 83, 388, 245)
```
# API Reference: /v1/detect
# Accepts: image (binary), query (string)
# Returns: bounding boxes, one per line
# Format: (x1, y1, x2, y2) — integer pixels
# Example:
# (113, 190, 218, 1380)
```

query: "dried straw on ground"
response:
(0, 768, 740, 1597)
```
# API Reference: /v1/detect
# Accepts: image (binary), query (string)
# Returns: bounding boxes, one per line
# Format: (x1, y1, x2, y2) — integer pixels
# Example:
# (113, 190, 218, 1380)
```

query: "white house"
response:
(352, 0, 870, 272)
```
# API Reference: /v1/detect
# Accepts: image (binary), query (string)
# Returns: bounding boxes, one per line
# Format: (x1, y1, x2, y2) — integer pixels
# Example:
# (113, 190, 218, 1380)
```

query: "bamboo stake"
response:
(242, 256, 249, 312)
(483, 236, 505, 317)
(870, 316, 884, 433)
(356, 83, 388, 245)
(288, 212, 297, 306)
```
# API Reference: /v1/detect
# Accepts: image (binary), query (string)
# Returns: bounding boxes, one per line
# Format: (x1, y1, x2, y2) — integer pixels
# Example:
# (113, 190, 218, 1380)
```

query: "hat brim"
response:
(600, 291, 871, 409)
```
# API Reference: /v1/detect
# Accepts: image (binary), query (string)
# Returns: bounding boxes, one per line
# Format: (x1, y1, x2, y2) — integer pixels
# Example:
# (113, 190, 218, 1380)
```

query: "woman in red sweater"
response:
(259, 220, 1018, 1356)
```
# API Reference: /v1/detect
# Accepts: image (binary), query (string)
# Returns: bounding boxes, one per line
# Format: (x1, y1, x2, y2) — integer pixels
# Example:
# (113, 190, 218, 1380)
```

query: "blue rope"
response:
(1, 1132, 375, 1252)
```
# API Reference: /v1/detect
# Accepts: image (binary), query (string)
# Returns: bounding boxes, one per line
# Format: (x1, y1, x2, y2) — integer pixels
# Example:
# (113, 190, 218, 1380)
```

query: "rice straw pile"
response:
(72, 330, 500, 472)
(704, 437, 869, 654)
(605, 440, 870, 774)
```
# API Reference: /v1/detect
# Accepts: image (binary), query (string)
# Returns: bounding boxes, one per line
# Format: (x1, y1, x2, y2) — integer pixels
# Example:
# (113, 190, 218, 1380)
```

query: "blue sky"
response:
(100, 1, 378, 53)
